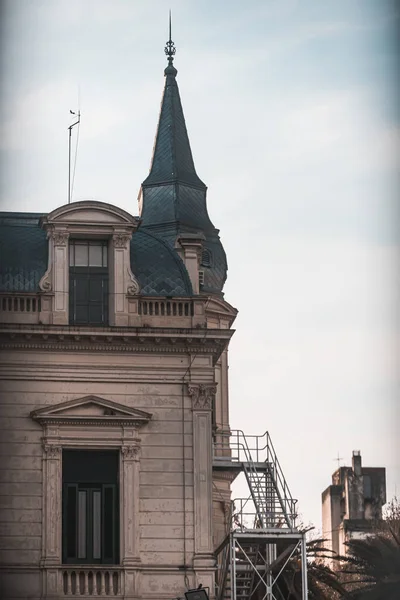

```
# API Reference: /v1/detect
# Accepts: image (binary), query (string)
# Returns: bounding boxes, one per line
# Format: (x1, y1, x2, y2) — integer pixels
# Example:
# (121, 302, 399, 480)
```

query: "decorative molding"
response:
(0, 340, 228, 358)
(35, 403, 143, 591)
(50, 230, 69, 246)
(127, 266, 140, 296)
(37, 417, 147, 427)
(31, 395, 152, 429)
(121, 445, 141, 460)
(188, 383, 217, 410)
(42, 444, 62, 459)
(38, 269, 52, 292)
(0, 327, 233, 365)
(113, 233, 131, 249)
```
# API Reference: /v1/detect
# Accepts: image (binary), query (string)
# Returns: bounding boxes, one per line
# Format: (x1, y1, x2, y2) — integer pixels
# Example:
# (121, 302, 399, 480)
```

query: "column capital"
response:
(42, 443, 62, 459)
(112, 232, 131, 249)
(49, 229, 69, 246)
(188, 383, 217, 410)
(121, 444, 141, 461)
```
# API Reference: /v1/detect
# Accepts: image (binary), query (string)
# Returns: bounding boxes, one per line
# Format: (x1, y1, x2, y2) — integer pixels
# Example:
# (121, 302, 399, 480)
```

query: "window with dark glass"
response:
(62, 450, 119, 565)
(69, 240, 108, 325)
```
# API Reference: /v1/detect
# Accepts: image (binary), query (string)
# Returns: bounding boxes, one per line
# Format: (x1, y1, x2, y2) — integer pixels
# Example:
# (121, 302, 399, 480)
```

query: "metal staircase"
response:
(213, 431, 308, 600)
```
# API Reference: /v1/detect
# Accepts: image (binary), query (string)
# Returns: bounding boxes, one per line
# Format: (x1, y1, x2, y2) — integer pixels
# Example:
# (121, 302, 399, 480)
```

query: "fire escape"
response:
(213, 431, 308, 600)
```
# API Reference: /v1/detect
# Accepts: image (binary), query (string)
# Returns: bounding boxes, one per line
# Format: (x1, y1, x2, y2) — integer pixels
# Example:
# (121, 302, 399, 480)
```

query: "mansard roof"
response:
(0, 211, 193, 296)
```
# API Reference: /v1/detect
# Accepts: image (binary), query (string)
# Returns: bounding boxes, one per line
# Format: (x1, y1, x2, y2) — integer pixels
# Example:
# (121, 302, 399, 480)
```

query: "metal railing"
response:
(214, 431, 298, 530)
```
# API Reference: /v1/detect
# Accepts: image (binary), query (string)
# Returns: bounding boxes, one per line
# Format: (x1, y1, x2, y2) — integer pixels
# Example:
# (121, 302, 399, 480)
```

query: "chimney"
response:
(352, 450, 362, 476)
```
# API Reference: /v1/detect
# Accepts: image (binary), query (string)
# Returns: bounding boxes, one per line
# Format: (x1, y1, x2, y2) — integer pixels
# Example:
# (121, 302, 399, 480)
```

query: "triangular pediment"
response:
(31, 395, 152, 425)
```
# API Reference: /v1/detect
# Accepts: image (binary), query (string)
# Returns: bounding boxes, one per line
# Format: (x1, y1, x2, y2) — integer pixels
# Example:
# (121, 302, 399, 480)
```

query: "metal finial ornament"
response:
(164, 10, 176, 64)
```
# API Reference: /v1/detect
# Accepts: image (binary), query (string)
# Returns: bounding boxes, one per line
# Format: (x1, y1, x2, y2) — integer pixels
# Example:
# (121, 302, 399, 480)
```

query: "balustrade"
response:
(0, 294, 41, 313)
(139, 298, 194, 318)
(61, 568, 122, 596)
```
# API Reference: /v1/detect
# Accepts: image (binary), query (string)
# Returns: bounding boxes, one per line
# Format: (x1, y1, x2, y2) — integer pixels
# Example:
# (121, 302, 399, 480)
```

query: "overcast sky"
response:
(1, 0, 399, 530)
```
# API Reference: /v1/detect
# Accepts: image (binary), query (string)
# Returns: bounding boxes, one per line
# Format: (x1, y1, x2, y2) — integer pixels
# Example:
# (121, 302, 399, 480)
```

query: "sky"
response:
(0, 0, 399, 530)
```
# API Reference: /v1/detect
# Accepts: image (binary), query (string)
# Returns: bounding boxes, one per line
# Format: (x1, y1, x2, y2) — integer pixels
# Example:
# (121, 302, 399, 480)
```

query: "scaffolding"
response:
(213, 431, 308, 600)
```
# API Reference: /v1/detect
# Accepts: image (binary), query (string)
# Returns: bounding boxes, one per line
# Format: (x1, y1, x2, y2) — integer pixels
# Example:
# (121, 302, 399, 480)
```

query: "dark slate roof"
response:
(0, 212, 192, 297)
(142, 64, 206, 190)
(0, 213, 48, 292)
(140, 183, 214, 231)
(131, 229, 192, 296)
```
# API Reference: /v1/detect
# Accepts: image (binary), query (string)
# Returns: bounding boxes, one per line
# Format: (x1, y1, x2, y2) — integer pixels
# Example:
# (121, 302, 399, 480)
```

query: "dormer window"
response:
(38, 201, 140, 326)
(69, 240, 109, 326)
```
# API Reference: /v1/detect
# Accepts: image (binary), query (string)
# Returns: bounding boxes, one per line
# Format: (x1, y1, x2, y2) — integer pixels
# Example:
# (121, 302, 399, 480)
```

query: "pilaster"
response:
(121, 443, 141, 599)
(50, 229, 69, 325)
(188, 383, 217, 570)
(110, 232, 140, 326)
(40, 442, 62, 597)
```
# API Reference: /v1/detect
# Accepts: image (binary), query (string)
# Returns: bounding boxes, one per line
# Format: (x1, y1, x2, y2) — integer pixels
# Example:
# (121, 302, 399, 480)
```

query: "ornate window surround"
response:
(38, 201, 141, 326)
(31, 395, 152, 597)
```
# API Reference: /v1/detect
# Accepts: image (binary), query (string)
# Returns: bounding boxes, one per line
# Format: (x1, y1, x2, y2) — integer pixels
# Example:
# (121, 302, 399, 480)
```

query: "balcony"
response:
(60, 567, 123, 597)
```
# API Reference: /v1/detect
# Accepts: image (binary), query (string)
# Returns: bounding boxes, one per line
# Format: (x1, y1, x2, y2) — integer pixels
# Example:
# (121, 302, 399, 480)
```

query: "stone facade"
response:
(0, 206, 237, 599)
(0, 34, 238, 598)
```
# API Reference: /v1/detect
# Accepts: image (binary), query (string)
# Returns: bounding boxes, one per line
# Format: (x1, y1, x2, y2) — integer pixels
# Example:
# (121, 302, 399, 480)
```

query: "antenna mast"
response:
(334, 452, 343, 469)
(68, 110, 80, 204)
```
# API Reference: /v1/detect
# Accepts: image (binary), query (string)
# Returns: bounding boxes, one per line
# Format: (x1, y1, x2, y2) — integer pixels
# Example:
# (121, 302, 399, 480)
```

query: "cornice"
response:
(0, 325, 233, 363)
(37, 417, 147, 427)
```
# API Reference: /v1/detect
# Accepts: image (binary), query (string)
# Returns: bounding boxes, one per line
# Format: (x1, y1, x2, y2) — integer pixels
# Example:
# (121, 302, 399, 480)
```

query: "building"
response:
(0, 34, 238, 600)
(322, 450, 386, 568)
(0, 34, 307, 600)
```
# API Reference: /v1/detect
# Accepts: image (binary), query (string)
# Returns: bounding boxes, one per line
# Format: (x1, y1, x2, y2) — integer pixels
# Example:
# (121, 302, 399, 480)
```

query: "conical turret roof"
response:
(142, 45, 205, 190)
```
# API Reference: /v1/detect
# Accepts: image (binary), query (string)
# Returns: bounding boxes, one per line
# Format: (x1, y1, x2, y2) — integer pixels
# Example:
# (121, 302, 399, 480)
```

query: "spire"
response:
(142, 14, 206, 190)
(164, 10, 176, 72)
(139, 20, 228, 296)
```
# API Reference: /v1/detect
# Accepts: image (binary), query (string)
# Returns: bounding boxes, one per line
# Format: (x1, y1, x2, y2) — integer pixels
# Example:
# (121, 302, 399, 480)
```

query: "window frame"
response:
(69, 239, 109, 326)
(62, 450, 120, 565)
(31, 396, 151, 575)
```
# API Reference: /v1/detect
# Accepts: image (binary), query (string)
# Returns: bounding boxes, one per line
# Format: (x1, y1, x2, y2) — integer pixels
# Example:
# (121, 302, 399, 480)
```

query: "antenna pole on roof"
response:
(68, 110, 80, 204)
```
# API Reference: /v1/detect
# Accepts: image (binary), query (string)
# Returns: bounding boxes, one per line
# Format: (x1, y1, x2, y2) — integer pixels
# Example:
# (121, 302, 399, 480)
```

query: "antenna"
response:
(334, 452, 343, 469)
(68, 110, 80, 204)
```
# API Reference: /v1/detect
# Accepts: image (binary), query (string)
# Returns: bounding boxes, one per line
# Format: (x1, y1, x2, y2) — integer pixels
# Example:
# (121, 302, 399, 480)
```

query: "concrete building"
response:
(0, 36, 237, 600)
(322, 450, 386, 568)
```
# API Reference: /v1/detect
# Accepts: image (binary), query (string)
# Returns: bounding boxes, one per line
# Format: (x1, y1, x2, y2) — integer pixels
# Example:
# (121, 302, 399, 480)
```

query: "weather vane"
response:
(164, 10, 176, 64)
